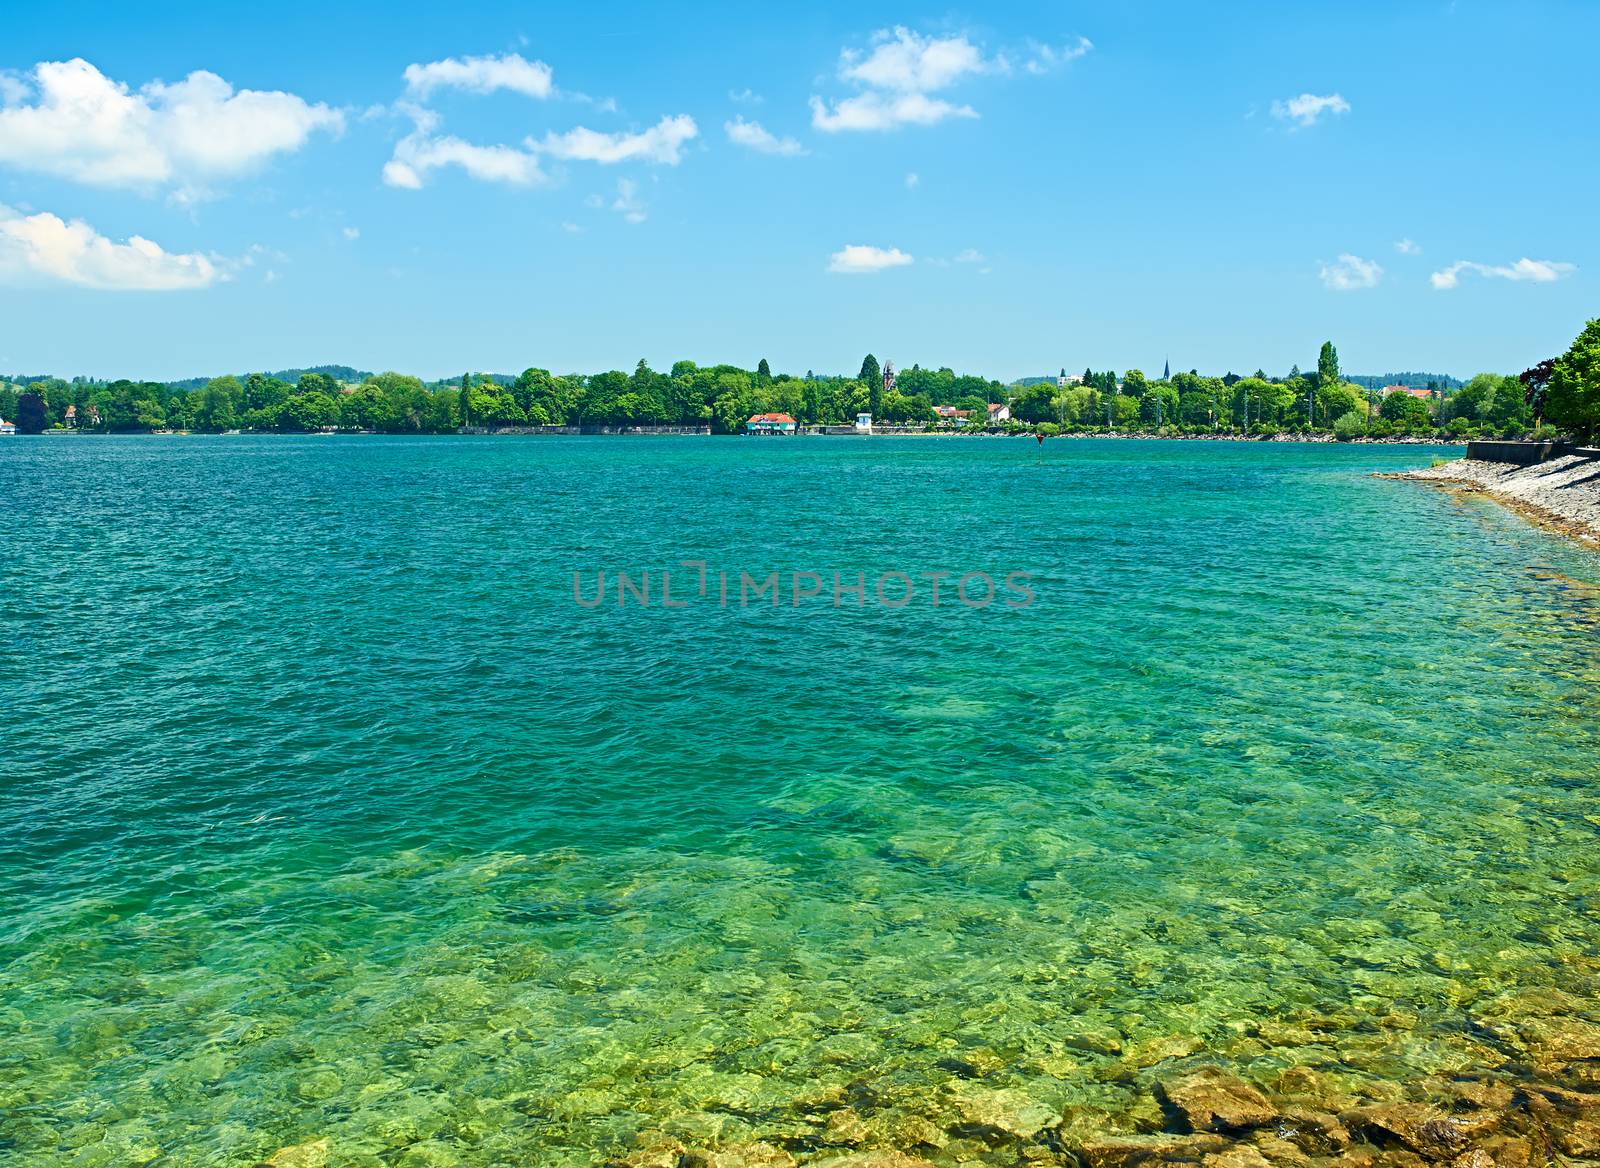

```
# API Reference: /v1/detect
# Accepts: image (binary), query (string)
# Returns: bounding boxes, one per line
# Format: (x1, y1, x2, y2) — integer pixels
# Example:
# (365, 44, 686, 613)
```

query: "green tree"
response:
(14, 391, 46, 434)
(1317, 341, 1340, 391)
(859, 354, 881, 415)
(756, 358, 772, 385)
(1544, 319, 1600, 440)
(1381, 390, 1432, 428)
(459, 372, 472, 425)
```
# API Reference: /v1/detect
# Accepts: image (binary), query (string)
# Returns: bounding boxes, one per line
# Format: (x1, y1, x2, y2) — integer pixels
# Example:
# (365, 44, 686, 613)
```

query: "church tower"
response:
(1163, 357, 1170, 380)
(882, 359, 895, 393)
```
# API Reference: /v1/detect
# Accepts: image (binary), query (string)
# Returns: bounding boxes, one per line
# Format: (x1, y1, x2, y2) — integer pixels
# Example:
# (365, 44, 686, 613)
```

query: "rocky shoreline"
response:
(591, 1040, 1600, 1168)
(1385, 454, 1600, 545)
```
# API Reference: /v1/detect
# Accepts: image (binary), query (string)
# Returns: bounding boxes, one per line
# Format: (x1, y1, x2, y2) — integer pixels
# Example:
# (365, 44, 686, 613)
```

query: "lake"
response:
(3, 435, 1599, 1167)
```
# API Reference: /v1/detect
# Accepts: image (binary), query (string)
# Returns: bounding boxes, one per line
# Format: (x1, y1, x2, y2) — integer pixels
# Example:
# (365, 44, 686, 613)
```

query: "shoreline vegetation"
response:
(5, 322, 1597, 446)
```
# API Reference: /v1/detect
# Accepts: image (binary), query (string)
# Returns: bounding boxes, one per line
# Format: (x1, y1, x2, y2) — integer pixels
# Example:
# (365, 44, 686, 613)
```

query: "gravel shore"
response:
(1392, 453, 1600, 544)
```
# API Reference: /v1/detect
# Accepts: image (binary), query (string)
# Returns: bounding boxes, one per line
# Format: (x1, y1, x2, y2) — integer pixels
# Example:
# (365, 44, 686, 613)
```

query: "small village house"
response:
(987, 403, 1012, 423)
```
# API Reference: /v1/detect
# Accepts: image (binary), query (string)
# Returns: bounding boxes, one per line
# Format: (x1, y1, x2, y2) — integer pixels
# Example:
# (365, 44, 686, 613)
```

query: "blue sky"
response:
(0, 1, 1593, 382)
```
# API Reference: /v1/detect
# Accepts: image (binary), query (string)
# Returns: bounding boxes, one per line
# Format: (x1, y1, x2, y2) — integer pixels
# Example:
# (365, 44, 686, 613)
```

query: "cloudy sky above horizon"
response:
(0, 0, 1593, 381)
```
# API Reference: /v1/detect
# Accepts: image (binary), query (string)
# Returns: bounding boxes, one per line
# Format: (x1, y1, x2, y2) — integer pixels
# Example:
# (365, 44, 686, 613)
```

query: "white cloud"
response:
(1430, 257, 1577, 290)
(828, 244, 913, 274)
(403, 52, 554, 100)
(1022, 37, 1094, 75)
(729, 88, 763, 105)
(954, 247, 985, 264)
(561, 220, 583, 234)
(1394, 238, 1420, 255)
(1319, 253, 1383, 291)
(810, 92, 976, 132)
(532, 114, 698, 164)
(611, 178, 647, 223)
(0, 204, 219, 290)
(905, 171, 919, 188)
(840, 27, 987, 93)
(1271, 92, 1351, 128)
(813, 26, 1086, 134)
(342, 226, 360, 240)
(384, 115, 546, 188)
(724, 116, 804, 156)
(814, 27, 986, 132)
(0, 59, 343, 193)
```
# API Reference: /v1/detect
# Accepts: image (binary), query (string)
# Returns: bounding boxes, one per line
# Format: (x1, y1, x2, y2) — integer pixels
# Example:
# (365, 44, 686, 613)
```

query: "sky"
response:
(0, 0, 1594, 383)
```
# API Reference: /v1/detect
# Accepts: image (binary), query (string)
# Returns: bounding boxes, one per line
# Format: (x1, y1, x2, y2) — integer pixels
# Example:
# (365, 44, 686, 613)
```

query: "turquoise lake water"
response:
(3, 436, 1599, 1167)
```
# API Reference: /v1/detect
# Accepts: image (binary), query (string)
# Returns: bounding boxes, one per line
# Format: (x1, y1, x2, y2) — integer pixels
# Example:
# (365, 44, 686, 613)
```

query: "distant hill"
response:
(1346, 372, 1463, 391)
(1010, 371, 1467, 391)
(165, 364, 376, 391)
(425, 373, 516, 389)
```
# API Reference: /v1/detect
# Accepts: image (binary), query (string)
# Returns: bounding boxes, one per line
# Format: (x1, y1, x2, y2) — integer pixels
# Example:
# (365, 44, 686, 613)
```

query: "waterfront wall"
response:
(1467, 440, 1560, 465)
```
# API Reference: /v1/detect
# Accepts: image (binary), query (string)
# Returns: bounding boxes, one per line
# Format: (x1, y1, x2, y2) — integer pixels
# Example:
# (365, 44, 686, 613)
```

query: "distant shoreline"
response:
(20, 427, 1466, 446)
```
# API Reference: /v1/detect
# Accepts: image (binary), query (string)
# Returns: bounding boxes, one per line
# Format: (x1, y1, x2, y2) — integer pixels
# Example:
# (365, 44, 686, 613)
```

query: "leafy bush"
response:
(1332, 411, 1366, 441)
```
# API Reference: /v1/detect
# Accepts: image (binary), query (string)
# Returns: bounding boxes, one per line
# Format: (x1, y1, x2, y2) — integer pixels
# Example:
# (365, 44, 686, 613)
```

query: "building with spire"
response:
(882, 359, 895, 394)
(1163, 358, 1170, 380)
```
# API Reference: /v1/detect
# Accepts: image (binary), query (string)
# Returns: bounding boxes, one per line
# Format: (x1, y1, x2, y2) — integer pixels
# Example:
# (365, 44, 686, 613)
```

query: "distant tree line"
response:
(4, 326, 1597, 440)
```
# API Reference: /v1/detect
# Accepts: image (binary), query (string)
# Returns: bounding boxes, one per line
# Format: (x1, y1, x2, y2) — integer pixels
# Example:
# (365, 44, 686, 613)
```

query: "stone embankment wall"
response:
(1467, 440, 1600, 465)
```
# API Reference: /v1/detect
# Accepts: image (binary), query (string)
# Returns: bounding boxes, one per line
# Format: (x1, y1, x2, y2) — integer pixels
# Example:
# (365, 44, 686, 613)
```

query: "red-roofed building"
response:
(745, 412, 797, 435)
(1382, 385, 1436, 400)
(933, 404, 973, 420)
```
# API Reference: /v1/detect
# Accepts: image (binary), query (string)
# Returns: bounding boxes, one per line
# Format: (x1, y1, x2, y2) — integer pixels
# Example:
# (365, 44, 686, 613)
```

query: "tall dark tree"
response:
(859, 354, 881, 415)
(459, 372, 472, 425)
(1317, 341, 1340, 389)
(1520, 357, 1558, 425)
(756, 358, 772, 385)
(14, 391, 46, 434)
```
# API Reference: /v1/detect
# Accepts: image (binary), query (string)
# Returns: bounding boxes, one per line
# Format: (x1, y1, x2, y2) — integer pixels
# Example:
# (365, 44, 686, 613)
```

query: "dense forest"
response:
(4, 323, 1597, 441)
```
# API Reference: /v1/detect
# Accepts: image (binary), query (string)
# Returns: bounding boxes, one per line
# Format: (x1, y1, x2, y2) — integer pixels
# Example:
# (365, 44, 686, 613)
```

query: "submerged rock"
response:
(604, 1136, 688, 1168)
(1524, 1084, 1600, 1157)
(1440, 1082, 1514, 1114)
(1247, 1131, 1313, 1168)
(950, 1085, 1061, 1138)
(1514, 1016, 1600, 1069)
(808, 1153, 937, 1168)
(1340, 1104, 1471, 1159)
(1075, 1132, 1230, 1168)
(692, 1142, 797, 1168)
(1274, 1107, 1352, 1155)
(1158, 1067, 1277, 1133)
(1201, 1145, 1274, 1168)
(822, 1108, 870, 1146)
(257, 1140, 329, 1168)
(1129, 1036, 1205, 1069)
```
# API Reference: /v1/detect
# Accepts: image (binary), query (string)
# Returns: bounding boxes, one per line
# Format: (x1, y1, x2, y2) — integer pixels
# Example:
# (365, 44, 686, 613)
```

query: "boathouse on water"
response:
(745, 412, 797, 435)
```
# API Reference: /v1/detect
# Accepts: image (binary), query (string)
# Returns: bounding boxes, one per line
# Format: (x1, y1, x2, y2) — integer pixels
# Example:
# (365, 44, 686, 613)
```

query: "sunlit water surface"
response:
(3, 437, 1599, 1167)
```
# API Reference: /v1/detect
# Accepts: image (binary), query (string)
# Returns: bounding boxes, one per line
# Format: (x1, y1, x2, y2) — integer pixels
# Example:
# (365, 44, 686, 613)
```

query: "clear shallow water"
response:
(2, 436, 1599, 1167)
